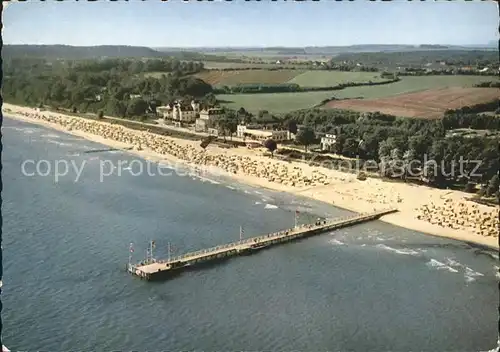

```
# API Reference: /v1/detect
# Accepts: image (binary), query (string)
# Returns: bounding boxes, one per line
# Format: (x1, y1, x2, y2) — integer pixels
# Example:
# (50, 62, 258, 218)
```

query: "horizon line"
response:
(4, 43, 497, 48)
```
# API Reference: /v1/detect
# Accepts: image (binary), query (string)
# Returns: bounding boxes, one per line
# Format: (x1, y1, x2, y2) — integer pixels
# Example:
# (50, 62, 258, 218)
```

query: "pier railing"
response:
(130, 208, 397, 277)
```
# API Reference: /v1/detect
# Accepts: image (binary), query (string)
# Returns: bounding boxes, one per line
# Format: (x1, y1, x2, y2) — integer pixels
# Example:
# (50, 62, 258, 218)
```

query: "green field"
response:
(202, 61, 281, 70)
(287, 71, 385, 87)
(217, 90, 338, 114)
(332, 75, 496, 99)
(217, 75, 498, 114)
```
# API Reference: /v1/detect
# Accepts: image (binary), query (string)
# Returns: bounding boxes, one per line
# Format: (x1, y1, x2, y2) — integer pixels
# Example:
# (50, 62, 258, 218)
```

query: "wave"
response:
(444, 257, 464, 268)
(40, 133, 61, 138)
(264, 204, 278, 209)
(197, 176, 220, 185)
(47, 139, 73, 147)
(226, 186, 236, 190)
(188, 173, 220, 185)
(376, 244, 422, 256)
(464, 266, 484, 283)
(329, 239, 345, 246)
(426, 259, 459, 273)
(4, 126, 38, 134)
(255, 201, 262, 205)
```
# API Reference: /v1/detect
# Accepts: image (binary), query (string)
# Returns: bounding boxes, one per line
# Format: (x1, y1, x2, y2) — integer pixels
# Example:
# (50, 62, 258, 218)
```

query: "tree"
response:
(485, 174, 500, 197)
(296, 127, 315, 152)
(342, 138, 359, 158)
(263, 139, 278, 157)
(200, 135, 216, 150)
(287, 120, 298, 135)
(126, 98, 148, 118)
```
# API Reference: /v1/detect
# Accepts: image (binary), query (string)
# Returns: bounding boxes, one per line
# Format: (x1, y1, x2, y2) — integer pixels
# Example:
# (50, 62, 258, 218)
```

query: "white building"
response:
(237, 124, 289, 142)
(195, 108, 225, 132)
(157, 100, 200, 124)
(320, 134, 337, 151)
(199, 108, 224, 122)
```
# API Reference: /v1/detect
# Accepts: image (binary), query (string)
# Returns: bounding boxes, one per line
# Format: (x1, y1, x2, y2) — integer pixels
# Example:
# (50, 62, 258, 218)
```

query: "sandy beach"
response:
(3, 103, 498, 250)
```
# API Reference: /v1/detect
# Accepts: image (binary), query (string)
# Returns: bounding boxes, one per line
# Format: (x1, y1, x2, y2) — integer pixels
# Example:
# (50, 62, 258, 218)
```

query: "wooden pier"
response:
(128, 208, 398, 280)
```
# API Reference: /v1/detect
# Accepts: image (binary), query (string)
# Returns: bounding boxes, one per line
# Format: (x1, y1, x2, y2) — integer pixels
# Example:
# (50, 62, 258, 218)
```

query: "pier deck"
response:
(128, 208, 398, 280)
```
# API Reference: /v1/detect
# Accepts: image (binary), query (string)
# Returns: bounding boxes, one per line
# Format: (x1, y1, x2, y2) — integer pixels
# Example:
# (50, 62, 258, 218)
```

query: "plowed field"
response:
(325, 87, 499, 118)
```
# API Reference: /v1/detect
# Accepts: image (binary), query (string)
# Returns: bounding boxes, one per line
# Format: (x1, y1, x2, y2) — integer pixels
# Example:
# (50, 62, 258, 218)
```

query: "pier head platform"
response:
(128, 208, 398, 281)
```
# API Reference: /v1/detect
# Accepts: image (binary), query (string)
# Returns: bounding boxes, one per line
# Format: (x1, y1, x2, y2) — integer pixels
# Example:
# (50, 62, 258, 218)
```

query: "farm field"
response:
(288, 71, 385, 87)
(202, 61, 284, 69)
(195, 69, 303, 86)
(324, 87, 499, 118)
(217, 90, 338, 114)
(331, 75, 496, 99)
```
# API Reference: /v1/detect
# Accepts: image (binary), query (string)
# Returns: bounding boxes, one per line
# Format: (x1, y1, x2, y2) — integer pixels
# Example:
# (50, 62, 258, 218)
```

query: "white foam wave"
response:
(40, 133, 60, 138)
(264, 204, 278, 209)
(198, 177, 220, 185)
(3, 126, 38, 134)
(464, 267, 484, 280)
(426, 259, 459, 273)
(47, 139, 73, 147)
(376, 244, 421, 256)
(226, 186, 236, 190)
(189, 174, 220, 185)
(444, 257, 464, 268)
(255, 201, 262, 205)
(329, 239, 345, 246)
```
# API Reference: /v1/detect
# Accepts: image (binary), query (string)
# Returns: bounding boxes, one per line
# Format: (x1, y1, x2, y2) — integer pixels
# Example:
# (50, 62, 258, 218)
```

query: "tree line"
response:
(276, 108, 499, 196)
(3, 58, 214, 119)
(213, 77, 400, 95)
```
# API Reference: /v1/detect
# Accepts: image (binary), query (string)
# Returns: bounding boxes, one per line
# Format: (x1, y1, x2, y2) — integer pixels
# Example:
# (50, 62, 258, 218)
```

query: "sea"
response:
(2, 117, 499, 352)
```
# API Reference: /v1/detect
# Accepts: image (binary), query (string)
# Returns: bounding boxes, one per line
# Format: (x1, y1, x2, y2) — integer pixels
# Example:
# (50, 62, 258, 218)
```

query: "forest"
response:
(281, 108, 499, 196)
(3, 57, 214, 118)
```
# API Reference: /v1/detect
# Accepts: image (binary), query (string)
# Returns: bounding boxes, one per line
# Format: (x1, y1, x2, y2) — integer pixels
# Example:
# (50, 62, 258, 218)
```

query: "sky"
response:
(3, 1, 499, 47)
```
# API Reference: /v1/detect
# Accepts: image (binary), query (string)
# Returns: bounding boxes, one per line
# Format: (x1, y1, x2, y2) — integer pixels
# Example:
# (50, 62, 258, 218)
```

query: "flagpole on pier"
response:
(128, 243, 134, 267)
(239, 226, 243, 241)
(294, 210, 298, 229)
(167, 242, 171, 262)
(151, 240, 154, 261)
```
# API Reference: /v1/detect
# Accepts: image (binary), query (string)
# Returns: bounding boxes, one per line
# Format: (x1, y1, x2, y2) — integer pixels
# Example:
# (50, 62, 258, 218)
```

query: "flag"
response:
(151, 241, 156, 249)
(129, 243, 134, 253)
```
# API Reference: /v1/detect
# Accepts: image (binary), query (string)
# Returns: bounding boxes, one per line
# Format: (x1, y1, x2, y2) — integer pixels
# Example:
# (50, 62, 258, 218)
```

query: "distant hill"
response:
(3, 45, 168, 59)
(3, 44, 228, 61)
(155, 44, 498, 56)
(6, 44, 496, 61)
(2, 44, 178, 59)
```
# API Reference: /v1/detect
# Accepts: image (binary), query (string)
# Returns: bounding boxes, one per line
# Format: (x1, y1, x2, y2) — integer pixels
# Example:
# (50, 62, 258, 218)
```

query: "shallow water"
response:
(2, 117, 498, 351)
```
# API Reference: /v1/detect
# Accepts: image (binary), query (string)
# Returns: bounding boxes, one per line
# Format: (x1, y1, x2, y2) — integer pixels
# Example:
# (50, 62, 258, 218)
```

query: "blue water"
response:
(2, 117, 499, 351)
